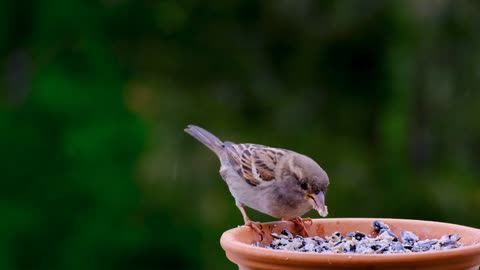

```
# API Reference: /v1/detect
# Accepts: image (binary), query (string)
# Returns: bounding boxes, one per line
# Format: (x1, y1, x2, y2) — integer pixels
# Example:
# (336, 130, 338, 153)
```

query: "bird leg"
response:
(283, 217, 312, 236)
(236, 203, 264, 241)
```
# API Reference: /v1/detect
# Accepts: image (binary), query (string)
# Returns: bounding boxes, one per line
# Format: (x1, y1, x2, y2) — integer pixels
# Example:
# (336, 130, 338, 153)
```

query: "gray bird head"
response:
(288, 153, 329, 217)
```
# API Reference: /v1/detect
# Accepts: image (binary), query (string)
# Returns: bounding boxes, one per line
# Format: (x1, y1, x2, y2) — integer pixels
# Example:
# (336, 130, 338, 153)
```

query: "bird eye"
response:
(300, 182, 308, 190)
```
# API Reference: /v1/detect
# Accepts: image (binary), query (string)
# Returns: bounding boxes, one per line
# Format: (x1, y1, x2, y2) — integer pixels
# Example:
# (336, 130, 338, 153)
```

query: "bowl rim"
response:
(220, 218, 480, 265)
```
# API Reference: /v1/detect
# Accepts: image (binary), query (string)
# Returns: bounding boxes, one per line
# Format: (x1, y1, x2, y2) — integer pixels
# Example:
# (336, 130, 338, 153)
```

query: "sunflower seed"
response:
(262, 220, 462, 254)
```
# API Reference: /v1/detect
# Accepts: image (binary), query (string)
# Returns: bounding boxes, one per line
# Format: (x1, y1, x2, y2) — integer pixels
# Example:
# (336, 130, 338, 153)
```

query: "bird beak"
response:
(307, 192, 328, 217)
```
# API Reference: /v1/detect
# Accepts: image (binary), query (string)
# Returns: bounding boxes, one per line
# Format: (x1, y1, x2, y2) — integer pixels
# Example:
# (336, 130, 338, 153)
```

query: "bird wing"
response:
(224, 142, 285, 186)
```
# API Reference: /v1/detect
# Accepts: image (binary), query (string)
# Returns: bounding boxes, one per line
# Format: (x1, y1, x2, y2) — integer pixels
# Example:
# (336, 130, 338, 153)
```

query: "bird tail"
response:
(184, 125, 224, 155)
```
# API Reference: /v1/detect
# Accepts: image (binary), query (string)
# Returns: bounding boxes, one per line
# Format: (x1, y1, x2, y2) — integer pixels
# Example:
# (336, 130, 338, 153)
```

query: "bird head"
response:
(288, 154, 329, 217)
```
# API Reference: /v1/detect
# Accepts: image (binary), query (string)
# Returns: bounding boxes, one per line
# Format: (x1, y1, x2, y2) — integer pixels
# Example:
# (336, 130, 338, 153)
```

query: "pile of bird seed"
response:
(262, 220, 462, 254)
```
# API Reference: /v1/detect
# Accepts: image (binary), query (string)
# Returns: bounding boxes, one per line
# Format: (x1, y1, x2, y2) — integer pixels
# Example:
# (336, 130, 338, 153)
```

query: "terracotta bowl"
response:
(220, 218, 480, 270)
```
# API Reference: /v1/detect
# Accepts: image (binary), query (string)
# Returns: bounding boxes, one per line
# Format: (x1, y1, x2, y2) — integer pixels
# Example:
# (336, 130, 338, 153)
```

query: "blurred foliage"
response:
(1, 0, 480, 269)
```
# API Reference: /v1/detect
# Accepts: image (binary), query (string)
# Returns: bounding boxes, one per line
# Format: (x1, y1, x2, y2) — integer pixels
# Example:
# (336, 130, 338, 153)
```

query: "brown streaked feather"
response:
(224, 142, 286, 186)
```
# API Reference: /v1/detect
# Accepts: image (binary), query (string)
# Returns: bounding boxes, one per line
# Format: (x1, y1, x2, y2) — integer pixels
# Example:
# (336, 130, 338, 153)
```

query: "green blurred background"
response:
(1, 1, 480, 269)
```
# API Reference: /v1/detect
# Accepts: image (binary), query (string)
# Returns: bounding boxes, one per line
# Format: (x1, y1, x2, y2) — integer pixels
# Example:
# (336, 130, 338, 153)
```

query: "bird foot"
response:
(283, 217, 312, 236)
(245, 220, 265, 241)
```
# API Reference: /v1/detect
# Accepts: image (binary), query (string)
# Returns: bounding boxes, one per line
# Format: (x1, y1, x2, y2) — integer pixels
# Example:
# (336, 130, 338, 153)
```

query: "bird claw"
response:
(303, 217, 313, 226)
(245, 220, 265, 241)
(283, 217, 312, 237)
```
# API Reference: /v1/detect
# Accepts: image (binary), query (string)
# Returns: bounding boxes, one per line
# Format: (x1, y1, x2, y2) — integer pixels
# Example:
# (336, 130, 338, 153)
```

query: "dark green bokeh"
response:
(1, 1, 479, 269)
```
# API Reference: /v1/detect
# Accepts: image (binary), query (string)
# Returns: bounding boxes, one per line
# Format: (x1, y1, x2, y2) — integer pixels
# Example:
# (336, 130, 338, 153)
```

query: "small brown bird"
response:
(185, 125, 329, 234)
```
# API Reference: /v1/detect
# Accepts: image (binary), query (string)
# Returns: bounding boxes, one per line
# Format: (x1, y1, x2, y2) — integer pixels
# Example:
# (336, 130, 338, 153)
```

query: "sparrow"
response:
(185, 125, 329, 235)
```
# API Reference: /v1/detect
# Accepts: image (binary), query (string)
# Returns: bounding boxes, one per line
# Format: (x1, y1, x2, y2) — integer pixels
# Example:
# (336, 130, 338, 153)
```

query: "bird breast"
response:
(220, 164, 312, 218)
